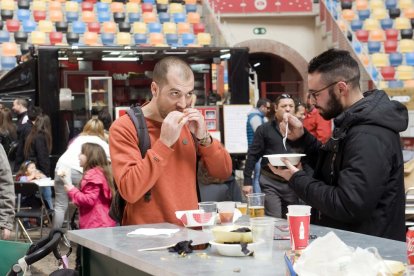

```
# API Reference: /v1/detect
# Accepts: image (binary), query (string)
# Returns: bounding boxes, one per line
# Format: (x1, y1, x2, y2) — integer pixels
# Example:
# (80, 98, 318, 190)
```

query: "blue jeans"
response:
(41, 187, 53, 210)
(253, 159, 262, 193)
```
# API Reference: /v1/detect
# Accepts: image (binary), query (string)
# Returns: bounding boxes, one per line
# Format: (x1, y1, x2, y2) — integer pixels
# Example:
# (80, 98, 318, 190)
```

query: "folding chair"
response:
(14, 181, 53, 242)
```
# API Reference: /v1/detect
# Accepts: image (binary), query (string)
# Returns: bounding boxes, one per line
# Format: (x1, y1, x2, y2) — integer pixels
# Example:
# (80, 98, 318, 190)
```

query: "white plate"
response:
(209, 240, 263, 257)
(264, 153, 306, 167)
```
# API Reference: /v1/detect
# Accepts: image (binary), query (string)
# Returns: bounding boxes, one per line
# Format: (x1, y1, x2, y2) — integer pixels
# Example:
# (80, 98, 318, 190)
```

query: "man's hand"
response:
(280, 113, 305, 142)
(160, 111, 189, 147)
(267, 159, 301, 181)
(182, 108, 207, 140)
(1, 228, 11, 240)
(242, 185, 253, 196)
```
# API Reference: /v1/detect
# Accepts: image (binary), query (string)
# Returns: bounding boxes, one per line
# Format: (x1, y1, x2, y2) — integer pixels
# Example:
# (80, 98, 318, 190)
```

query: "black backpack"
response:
(108, 106, 151, 224)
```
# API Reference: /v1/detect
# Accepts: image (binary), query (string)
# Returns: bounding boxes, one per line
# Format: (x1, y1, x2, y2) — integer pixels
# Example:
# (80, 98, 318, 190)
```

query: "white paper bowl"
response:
(264, 154, 306, 167)
(209, 240, 263, 257)
(211, 225, 253, 244)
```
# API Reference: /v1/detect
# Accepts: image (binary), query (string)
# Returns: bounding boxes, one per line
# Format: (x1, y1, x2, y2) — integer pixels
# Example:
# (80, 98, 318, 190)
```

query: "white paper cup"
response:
(287, 205, 311, 216)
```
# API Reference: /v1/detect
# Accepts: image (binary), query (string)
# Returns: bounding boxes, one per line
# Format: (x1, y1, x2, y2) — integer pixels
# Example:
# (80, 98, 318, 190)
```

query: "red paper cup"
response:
(287, 214, 310, 251)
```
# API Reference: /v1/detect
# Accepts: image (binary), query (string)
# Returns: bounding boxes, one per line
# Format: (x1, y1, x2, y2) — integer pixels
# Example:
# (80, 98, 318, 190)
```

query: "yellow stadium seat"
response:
(378, 80, 388, 89)
(372, 8, 388, 19)
(162, 22, 176, 34)
(128, 0, 141, 3)
(399, 0, 413, 10)
(1, 42, 17, 56)
(169, 3, 184, 14)
(65, 1, 79, 12)
(355, 0, 368, 10)
(177, 22, 190, 34)
(38, 20, 54, 32)
(396, 65, 414, 80)
(101, 0, 112, 3)
(31, 31, 47, 45)
(1, 0, 14, 10)
(405, 80, 414, 87)
(102, 21, 117, 33)
(197, 32, 211, 46)
(132, 22, 147, 34)
(370, 0, 384, 10)
(83, 31, 99, 46)
(184, 0, 197, 4)
(157, 0, 168, 4)
(49, 1, 62, 11)
(371, 53, 389, 67)
(341, 9, 355, 21)
(126, 2, 139, 13)
(395, 17, 411, 29)
(400, 39, 414, 53)
(369, 29, 386, 41)
(82, 11, 96, 23)
(116, 32, 131, 45)
(142, 12, 157, 23)
(187, 12, 200, 24)
(32, 0, 46, 11)
(149, 32, 164, 45)
(363, 18, 381, 30)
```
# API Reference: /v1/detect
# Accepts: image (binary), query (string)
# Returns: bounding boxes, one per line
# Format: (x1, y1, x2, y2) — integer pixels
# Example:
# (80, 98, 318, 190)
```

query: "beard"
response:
(317, 87, 343, 120)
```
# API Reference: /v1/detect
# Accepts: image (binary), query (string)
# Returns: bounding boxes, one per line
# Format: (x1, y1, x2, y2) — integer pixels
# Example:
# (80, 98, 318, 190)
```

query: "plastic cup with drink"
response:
(286, 205, 311, 251)
(217, 201, 235, 225)
(250, 217, 275, 259)
(198, 201, 217, 232)
(246, 193, 265, 218)
(235, 202, 248, 215)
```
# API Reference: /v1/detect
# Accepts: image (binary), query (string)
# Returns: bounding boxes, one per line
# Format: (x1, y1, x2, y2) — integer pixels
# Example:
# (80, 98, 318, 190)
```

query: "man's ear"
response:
(150, 81, 158, 97)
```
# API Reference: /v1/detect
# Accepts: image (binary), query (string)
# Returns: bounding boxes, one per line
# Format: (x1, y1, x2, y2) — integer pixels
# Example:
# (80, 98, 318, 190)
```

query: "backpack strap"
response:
(127, 106, 152, 201)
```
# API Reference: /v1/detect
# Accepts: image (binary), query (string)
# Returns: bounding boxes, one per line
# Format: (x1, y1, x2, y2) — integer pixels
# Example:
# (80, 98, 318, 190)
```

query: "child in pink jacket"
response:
(63, 142, 115, 229)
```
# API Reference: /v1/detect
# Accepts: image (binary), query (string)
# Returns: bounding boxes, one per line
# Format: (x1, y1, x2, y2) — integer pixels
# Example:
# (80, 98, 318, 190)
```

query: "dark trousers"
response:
(259, 174, 299, 218)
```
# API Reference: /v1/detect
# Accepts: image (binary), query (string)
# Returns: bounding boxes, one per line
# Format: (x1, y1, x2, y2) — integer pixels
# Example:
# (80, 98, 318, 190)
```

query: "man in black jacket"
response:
(271, 49, 408, 241)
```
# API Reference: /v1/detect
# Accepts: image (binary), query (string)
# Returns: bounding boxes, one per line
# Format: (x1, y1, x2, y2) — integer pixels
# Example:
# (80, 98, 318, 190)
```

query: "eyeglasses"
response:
(279, 93, 291, 99)
(309, 77, 358, 100)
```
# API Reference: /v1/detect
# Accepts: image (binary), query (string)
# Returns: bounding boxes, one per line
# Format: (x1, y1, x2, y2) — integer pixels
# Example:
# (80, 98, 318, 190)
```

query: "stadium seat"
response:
(66, 32, 79, 44)
(55, 21, 68, 33)
(83, 31, 99, 46)
(133, 33, 147, 44)
(165, 33, 178, 45)
(163, 22, 176, 34)
(355, 29, 369, 42)
(156, 4, 168, 13)
(142, 12, 157, 23)
(0, 29, 10, 43)
(405, 8, 414, 19)
(100, 0, 112, 3)
(126, 3, 139, 13)
(148, 22, 162, 33)
(49, 31, 63, 45)
(88, 22, 100, 33)
(17, 0, 30, 10)
(358, 9, 370, 21)
(363, 18, 381, 30)
(82, 11, 96, 23)
(98, 11, 111, 23)
(193, 22, 206, 35)
(368, 65, 379, 81)
(113, 12, 126, 23)
(197, 32, 211, 46)
(396, 65, 413, 80)
(372, 8, 388, 20)
(173, 13, 186, 23)
(368, 41, 381, 54)
(14, 31, 28, 44)
(170, 3, 184, 14)
(1, 10, 14, 20)
(380, 18, 393, 30)
(401, 29, 413, 39)
(17, 9, 30, 22)
(371, 53, 388, 67)
(118, 22, 131, 32)
(385, 0, 397, 9)
(184, 0, 197, 4)
(66, 11, 79, 22)
(405, 80, 414, 87)
(370, 29, 385, 41)
(101, 32, 115, 45)
(72, 21, 86, 34)
(385, 29, 399, 41)
(158, 12, 170, 24)
(111, 2, 124, 13)
(33, 10, 47, 22)
(49, 1, 62, 11)
(6, 20, 20, 33)
(380, 66, 396, 80)
(406, 53, 414, 66)
(157, 0, 168, 4)
(141, 3, 153, 13)
(177, 22, 190, 34)
(38, 20, 54, 33)
(187, 12, 200, 24)
(341, 9, 355, 21)
(19, 42, 30, 54)
(50, 10, 64, 22)
(132, 22, 146, 34)
(389, 52, 403, 66)
(388, 8, 400, 19)
(81, 1, 94, 11)
(97, 2, 109, 12)
(102, 21, 117, 33)
(370, 0, 384, 9)
(384, 40, 398, 53)
(341, 0, 352, 10)
(181, 32, 194, 46)
(351, 19, 363, 31)
(1, 56, 16, 70)
(399, 0, 412, 10)
(32, 1, 46, 11)
(128, 12, 140, 23)
(65, 1, 79, 12)
(30, 31, 46, 45)
(22, 20, 36, 33)
(1, 42, 17, 56)
(185, 4, 197, 13)
(355, 0, 368, 10)
(400, 39, 414, 53)
(149, 32, 164, 45)
(352, 40, 362, 54)
(388, 80, 404, 88)
(116, 32, 131, 45)
(395, 17, 411, 29)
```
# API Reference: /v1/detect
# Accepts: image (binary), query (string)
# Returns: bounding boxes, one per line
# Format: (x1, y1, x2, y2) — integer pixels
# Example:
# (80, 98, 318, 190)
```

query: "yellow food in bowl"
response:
(212, 225, 253, 244)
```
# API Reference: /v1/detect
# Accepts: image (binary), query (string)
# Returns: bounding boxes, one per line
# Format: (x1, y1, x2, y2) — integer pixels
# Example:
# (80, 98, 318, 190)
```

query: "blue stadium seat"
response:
(388, 80, 404, 88)
(352, 41, 362, 54)
(158, 12, 170, 24)
(166, 33, 179, 46)
(97, 2, 109, 13)
(22, 20, 36, 33)
(358, 10, 370, 21)
(385, 0, 397, 9)
(128, 12, 140, 23)
(66, 11, 79, 22)
(143, 0, 155, 3)
(134, 33, 147, 44)
(367, 41, 381, 54)
(0, 30, 10, 43)
(173, 13, 186, 23)
(380, 18, 393, 30)
(185, 4, 197, 13)
(406, 53, 414, 66)
(351, 19, 363, 31)
(1, 56, 16, 70)
(101, 32, 115, 45)
(181, 33, 195, 46)
(72, 21, 86, 34)
(17, 9, 30, 21)
(367, 66, 379, 81)
(98, 11, 111, 23)
(148, 22, 162, 33)
(389, 52, 403, 66)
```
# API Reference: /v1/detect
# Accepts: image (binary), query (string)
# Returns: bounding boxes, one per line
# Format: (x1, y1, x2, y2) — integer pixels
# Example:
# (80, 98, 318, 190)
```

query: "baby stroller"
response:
(6, 228, 78, 276)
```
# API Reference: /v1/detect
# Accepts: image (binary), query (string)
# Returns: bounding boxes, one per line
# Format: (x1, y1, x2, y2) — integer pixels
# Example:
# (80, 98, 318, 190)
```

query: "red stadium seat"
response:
(33, 10, 47, 22)
(6, 19, 20, 33)
(88, 22, 100, 33)
(81, 2, 94, 11)
(193, 22, 205, 35)
(49, 31, 63, 45)
(384, 40, 398, 53)
(385, 29, 399, 41)
(380, 66, 395, 80)
(355, 29, 369, 42)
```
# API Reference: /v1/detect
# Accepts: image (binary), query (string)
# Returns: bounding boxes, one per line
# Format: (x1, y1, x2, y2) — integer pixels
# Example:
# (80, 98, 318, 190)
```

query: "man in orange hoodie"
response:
(109, 57, 232, 225)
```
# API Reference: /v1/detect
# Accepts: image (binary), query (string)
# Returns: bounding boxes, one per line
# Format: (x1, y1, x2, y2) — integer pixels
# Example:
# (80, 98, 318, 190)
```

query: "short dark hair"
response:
(308, 48, 360, 89)
(256, 98, 270, 108)
(27, 106, 42, 121)
(98, 109, 112, 131)
(15, 97, 29, 108)
(152, 56, 193, 88)
(274, 93, 294, 107)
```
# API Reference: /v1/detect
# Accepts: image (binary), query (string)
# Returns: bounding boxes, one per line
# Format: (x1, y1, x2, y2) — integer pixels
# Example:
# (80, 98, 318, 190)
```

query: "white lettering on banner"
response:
(254, 0, 267, 10)
(113, 73, 128, 80)
(407, 237, 414, 254)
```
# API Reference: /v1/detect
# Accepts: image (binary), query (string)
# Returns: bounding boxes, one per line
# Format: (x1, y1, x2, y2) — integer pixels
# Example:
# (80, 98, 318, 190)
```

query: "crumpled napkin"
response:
(127, 228, 179, 237)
